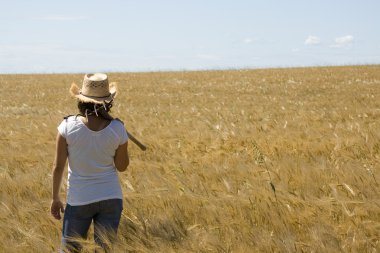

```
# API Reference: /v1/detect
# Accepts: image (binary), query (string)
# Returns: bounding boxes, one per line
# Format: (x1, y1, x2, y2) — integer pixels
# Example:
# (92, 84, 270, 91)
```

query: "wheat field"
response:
(0, 65, 379, 252)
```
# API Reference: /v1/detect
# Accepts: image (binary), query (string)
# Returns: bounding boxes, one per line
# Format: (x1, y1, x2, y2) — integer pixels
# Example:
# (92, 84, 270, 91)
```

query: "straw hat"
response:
(70, 73, 117, 104)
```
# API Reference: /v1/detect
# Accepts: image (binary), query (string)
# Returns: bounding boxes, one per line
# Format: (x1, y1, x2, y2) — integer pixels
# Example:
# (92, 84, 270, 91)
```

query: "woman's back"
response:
(57, 116, 128, 205)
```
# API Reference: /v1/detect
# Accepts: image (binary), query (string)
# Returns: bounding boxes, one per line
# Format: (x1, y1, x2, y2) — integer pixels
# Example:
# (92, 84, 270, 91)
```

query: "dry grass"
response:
(0, 65, 379, 252)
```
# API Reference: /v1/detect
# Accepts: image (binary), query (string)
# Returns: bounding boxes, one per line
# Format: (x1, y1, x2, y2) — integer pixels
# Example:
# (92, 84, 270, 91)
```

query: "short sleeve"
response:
(119, 123, 129, 145)
(57, 120, 67, 138)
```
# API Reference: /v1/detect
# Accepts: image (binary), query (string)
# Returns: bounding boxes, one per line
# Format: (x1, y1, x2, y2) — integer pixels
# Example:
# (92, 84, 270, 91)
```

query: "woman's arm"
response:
(50, 132, 68, 220)
(114, 141, 129, 172)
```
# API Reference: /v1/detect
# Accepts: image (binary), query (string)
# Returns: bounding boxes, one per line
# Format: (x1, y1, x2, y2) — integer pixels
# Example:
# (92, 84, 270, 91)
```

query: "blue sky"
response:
(1, 0, 379, 73)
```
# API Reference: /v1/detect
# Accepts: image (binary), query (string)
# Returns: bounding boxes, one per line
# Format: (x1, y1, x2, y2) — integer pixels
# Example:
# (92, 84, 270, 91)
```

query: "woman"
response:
(50, 73, 129, 252)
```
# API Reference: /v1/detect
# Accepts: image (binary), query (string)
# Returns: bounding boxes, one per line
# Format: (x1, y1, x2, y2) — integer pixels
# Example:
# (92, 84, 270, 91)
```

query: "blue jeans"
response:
(61, 199, 123, 252)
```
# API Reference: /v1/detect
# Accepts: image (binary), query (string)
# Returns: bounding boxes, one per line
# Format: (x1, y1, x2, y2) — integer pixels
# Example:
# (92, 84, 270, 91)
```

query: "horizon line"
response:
(1, 63, 379, 75)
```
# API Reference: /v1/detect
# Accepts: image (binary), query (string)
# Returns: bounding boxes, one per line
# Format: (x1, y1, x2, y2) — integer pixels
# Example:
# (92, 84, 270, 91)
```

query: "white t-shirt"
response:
(57, 116, 128, 206)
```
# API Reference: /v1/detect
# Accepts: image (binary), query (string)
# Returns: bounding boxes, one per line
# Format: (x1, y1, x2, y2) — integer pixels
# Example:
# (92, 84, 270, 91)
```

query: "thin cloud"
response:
(330, 35, 354, 48)
(243, 38, 255, 44)
(196, 54, 220, 61)
(35, 15, 88, 21)
(304, 35, 321, 45)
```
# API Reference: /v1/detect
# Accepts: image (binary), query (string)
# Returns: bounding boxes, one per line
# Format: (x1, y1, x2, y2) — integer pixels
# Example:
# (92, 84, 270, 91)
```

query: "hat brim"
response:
(70, 82, 118, 104)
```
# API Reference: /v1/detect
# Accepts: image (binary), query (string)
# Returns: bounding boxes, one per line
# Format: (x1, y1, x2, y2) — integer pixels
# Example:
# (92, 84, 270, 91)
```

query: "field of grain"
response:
(0, 66, 379, 252)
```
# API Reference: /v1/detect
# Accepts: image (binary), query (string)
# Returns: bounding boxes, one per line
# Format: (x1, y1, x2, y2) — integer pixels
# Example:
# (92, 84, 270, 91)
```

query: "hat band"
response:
(80, 92, 111, 99)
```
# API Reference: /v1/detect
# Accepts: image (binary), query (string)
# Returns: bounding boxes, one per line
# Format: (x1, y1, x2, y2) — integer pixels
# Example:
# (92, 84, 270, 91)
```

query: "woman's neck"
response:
(81, 115, 111, 131)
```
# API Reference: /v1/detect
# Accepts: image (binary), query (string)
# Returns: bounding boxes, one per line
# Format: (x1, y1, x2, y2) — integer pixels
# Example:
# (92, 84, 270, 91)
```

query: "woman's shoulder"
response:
(60, 115, 80, 124)
(109, 118, 128, 142)
(58, 115, 81, 138)
(113, 118, 124, 125)
(110, 118, 125, 129)
(58, 115, 82, 129)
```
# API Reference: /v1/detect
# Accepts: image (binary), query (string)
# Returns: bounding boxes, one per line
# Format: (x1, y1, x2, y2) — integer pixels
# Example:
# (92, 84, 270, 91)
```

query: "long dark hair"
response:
(77, 100, 113, 119)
